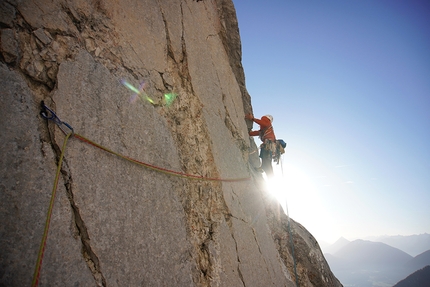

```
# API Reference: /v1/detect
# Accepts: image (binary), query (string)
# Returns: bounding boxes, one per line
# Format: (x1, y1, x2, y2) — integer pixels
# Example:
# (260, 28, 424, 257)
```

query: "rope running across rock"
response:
(32, 104, 251, 286)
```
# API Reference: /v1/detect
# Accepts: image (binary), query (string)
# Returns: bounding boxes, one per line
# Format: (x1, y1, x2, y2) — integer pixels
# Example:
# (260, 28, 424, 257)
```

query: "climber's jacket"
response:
(249, 116, 276, 142)
(247, 114, 286, 165)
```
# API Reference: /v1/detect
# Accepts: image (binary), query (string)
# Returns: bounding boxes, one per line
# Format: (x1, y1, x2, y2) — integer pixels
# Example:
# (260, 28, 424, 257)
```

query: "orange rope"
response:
(32, 132, 250, 286)
(73, 133, 251, 182)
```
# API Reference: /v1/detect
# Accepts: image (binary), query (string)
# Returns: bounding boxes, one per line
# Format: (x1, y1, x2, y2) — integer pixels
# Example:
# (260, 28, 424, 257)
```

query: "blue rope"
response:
(281, 157, 300, 287)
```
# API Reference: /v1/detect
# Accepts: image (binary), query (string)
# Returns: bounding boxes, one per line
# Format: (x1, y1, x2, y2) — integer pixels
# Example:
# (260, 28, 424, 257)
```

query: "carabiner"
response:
(40, 101, 74, 135)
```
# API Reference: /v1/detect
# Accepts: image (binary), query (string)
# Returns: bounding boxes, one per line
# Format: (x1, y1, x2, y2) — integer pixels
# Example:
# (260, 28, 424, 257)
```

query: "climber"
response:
(245, 113, 276, 177)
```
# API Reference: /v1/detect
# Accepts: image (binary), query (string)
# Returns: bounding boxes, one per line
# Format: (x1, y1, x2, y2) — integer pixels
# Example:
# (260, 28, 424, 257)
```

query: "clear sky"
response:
(234, 0, 430, 244)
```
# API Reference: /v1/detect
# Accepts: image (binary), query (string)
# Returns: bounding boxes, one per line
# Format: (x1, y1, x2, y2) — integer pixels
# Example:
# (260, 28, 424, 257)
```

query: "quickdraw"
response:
(40, 101, 74, 135)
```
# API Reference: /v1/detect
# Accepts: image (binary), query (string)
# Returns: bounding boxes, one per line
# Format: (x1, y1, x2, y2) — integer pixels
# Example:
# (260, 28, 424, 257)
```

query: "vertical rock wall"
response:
(0, 0, 341, 286)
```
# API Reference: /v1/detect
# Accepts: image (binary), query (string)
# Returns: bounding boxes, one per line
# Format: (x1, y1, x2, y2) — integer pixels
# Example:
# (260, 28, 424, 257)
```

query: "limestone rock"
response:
(0, 1, 342, 286)
(0, 1, 16, 27)
(33, 29, 52, 46)
(1, 29, 19, 63)
(264, 195, 343, 287)
(0, 63, 95, 286)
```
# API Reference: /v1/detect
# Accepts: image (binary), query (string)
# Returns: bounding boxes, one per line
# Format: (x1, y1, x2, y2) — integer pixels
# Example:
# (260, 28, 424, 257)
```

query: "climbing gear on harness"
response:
(260, 139, 276, 157)
(273, 139, 287, 164)
(40, 101, 74, 135)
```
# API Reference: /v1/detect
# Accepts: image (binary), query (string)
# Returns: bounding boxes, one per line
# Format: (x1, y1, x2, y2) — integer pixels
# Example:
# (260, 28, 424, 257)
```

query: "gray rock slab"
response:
(0, 63, 94, 286)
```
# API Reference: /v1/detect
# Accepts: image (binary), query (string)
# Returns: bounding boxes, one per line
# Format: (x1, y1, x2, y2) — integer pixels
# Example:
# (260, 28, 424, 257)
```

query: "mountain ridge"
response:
(323, 233, 430, 256)
(393, 265, 430, 287)
(321, 237, 350, 254)
(365, 233, 430, 256)
(325, 238, 430, 287)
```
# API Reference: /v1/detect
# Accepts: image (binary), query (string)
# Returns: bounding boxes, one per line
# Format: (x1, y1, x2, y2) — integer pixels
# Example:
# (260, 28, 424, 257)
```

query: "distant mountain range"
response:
(321, 233, 430, 256)
(323, 235, 430, 287)
(321, 236, 350, 254)
(365, 233, 430, 257)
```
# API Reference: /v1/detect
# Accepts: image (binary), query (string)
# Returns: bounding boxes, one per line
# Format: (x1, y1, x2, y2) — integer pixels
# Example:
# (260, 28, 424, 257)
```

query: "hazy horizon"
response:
(323, 232, 430, 245)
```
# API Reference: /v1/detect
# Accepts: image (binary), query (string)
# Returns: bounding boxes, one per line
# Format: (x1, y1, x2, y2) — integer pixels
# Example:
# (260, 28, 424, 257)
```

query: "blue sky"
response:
(234, 0, 430, 243)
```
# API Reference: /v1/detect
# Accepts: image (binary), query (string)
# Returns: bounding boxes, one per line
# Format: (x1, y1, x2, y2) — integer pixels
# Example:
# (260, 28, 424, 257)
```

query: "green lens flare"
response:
(164, 92, 177, 106)
(121, 79, 177, 107)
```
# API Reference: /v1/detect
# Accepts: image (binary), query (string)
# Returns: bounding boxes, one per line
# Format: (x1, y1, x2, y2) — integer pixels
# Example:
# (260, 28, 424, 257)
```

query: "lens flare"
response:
(121, 79, 141, 94)
(121, 79, 154, 105)
(164, 92, 177, 107)
(121, 79, 177, 107)
(135, 81, 147, 103)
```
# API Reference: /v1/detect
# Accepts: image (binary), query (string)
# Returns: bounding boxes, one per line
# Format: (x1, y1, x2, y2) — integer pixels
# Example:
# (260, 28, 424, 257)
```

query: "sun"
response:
(264, 162, 316, 212)
(264, 174, 288, 209)
(263, 161, 340, 243)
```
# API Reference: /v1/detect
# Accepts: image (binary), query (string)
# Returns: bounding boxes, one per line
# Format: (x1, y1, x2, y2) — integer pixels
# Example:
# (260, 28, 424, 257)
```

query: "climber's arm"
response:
(249, 130, 259, 137)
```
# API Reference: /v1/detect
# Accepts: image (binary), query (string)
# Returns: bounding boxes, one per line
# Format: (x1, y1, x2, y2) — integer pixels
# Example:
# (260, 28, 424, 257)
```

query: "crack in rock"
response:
(224, 214, 246, 287)
(47, 125, 106, 287)
(251, 227, 271, 278)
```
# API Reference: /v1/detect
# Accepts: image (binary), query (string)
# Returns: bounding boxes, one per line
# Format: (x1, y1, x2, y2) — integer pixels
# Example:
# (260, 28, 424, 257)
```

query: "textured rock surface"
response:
(0, 1, 341, 286)
(264, 193, 343, 287)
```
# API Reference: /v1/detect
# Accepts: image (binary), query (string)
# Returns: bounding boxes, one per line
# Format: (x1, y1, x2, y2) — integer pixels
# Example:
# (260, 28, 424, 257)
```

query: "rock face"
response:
(0, 1, 342, 286)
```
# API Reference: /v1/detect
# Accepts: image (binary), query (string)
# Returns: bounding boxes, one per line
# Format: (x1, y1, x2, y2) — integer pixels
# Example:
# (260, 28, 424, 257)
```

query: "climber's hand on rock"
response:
(245, 114, 254, 121)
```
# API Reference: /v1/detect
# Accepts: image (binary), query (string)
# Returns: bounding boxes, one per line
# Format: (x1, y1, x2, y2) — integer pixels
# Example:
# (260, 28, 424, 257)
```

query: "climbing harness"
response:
(280, 157, 300, 287)
(259, 139, 286, 165)
(259, 125, 274, 142)
(33, 104, 251, 286)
